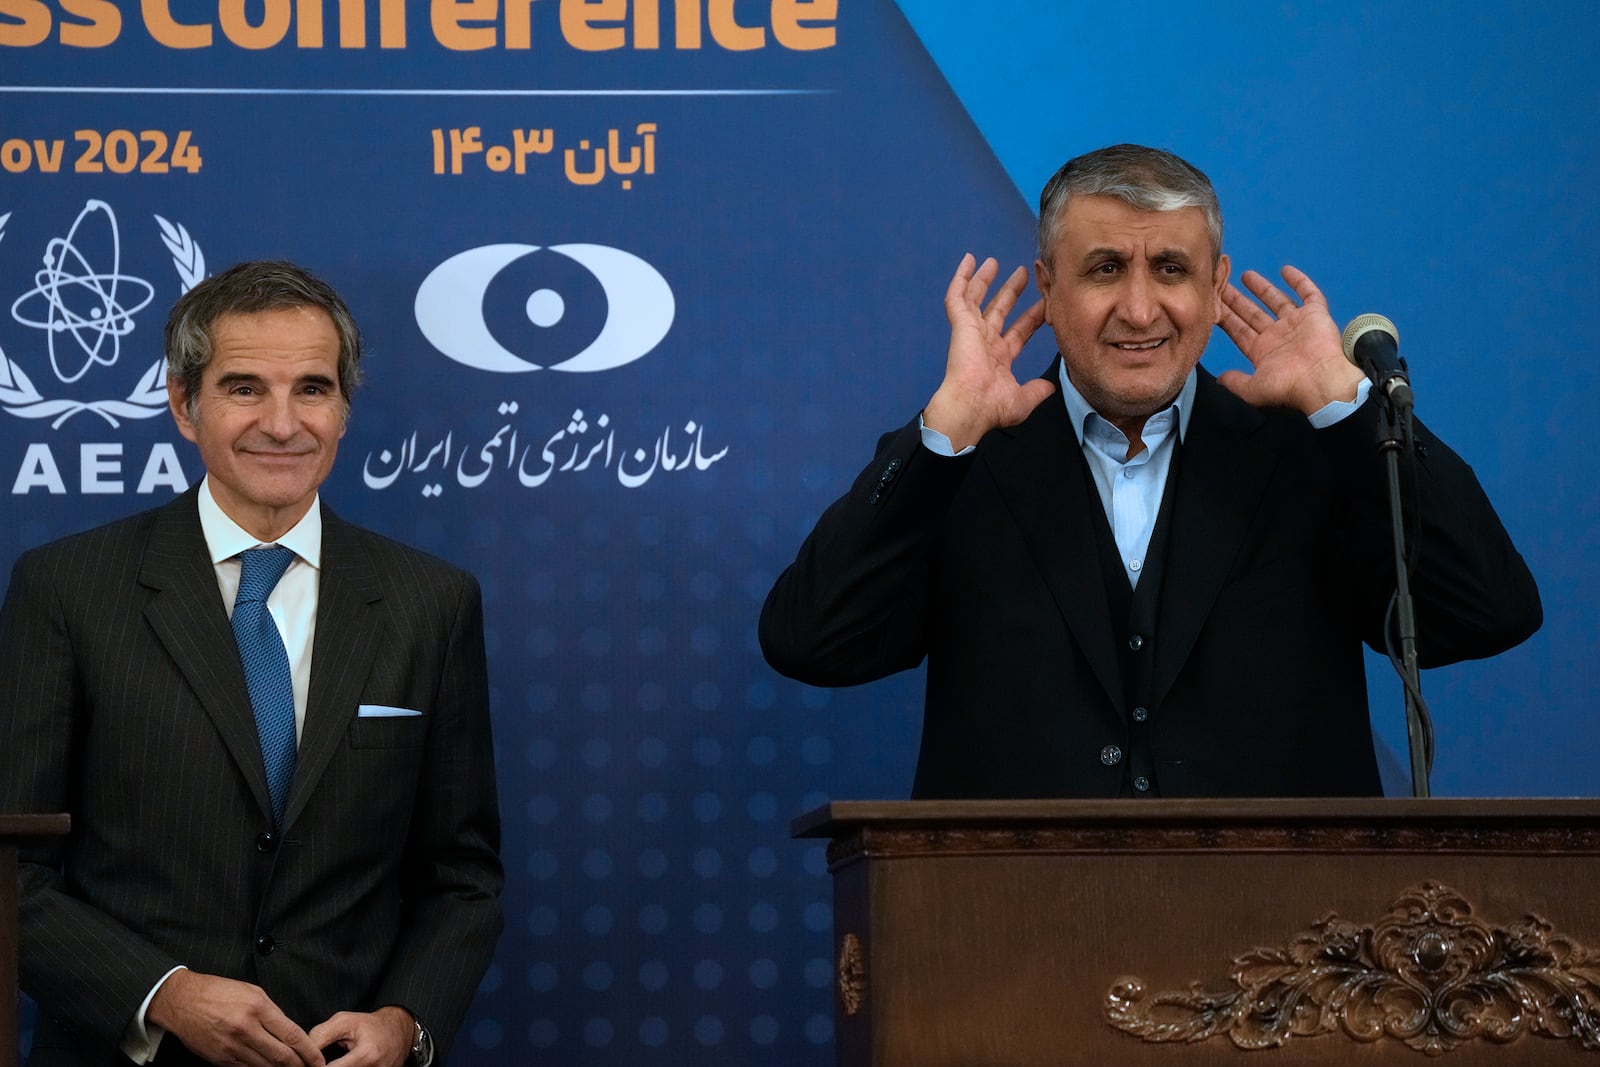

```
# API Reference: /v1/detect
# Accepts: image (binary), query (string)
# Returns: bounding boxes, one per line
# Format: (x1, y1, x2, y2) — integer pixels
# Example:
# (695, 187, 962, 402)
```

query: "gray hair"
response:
(165, 260, 363, 419)
(1036, 144, 1223, 267)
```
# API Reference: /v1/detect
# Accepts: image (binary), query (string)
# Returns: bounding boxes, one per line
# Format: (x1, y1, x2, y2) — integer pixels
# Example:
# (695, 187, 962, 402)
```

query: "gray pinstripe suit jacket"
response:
(1, 487, 503, 1066)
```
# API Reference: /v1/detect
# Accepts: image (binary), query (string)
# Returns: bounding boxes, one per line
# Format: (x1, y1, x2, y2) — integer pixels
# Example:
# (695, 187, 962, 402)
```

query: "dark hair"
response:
(165, 260, 362, 418)
(1036, 144, 1223, 267)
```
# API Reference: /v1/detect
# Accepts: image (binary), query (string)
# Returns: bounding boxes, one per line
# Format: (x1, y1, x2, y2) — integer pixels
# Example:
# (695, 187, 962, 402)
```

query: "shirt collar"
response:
(1057, 361, 1197, 446)
(197, 476, 323, 568)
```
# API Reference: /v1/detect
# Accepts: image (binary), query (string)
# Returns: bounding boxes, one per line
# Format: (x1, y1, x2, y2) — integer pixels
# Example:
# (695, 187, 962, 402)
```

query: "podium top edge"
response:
(790, 797, 1600, 838)
(0, 813, 71, 838)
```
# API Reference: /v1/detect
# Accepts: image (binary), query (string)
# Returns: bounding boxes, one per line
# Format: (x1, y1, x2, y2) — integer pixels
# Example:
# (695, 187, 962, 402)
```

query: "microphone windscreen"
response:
(1341, 313, 1399, 364)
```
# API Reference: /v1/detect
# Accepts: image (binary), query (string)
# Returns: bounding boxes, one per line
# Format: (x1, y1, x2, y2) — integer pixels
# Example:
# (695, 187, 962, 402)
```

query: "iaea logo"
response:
(415, 243, 673, 373)
(0, 200, 205, 427)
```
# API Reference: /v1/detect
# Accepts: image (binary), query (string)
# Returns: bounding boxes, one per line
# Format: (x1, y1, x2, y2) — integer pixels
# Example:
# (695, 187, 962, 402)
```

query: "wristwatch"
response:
(410, 1019, 435, 1067)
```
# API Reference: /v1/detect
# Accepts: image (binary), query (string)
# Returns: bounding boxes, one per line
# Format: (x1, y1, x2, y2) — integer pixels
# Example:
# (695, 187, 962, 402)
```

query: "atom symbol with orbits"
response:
(11, 199, 155, 384)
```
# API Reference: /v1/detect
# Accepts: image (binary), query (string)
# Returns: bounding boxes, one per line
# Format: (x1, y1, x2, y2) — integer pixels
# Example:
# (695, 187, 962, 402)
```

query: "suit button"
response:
(1128, 634, 1144, 651)
(1100, 745, 1123, 766)
(1134, 775, 1151, 792)
(255, 832, 277, 853)
(1131, 706, 1149, 723)
(255, 934, 275, 956)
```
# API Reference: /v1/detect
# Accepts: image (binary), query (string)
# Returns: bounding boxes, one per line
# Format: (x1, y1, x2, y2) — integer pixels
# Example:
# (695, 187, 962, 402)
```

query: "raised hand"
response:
(922, 254, 1055, 451)
(1217, 265, 1364, 416)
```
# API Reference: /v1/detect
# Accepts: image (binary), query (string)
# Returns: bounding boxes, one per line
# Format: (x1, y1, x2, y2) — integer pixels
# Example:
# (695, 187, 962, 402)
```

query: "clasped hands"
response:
(149, 970, 415, 1067)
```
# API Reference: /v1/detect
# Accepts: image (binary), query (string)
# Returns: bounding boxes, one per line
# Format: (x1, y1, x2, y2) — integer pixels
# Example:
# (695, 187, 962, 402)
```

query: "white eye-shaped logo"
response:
(414, 243, 674, 373)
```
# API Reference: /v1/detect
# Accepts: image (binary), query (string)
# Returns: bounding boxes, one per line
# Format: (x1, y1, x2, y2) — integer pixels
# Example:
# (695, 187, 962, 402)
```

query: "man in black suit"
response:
(760, 144, 1540, 799)
(1, 262, 503, 1066)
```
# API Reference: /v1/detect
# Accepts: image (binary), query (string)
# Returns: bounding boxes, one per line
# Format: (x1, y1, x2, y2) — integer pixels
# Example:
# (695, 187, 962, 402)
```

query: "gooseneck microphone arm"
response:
(1342, 314, 1432, 797)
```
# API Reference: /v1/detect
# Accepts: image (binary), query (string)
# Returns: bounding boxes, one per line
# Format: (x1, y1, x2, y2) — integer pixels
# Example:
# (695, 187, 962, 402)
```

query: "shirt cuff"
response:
(918, 414, 975, 457)
(1308, 378, 1373, 428)
(120, 966, 186, 1064)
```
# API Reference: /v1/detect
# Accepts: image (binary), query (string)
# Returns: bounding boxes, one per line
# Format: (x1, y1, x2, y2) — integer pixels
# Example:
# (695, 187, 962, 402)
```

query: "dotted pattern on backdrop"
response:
(444, 489, 893, 1063)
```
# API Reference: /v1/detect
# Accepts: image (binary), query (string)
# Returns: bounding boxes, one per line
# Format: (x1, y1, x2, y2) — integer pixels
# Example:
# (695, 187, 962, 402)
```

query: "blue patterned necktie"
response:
(233, 545, 298, 828)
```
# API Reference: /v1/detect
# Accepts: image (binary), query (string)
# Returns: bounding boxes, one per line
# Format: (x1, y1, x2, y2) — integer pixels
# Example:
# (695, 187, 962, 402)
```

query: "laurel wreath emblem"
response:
(0, 208, 205, 428)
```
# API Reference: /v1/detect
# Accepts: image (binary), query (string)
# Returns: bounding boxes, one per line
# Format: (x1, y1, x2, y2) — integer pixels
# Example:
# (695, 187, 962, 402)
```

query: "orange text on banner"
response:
(0, 0, 835, 50)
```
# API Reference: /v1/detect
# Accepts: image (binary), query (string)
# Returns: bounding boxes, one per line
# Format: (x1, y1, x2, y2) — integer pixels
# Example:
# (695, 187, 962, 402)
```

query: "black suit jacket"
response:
(0, 487, 504, 1065)
(761, 363, 1541, 798)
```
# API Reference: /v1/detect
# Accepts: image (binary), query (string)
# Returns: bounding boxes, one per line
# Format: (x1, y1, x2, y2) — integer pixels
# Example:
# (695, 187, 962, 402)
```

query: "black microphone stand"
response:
(1375, 389, 1430, 797)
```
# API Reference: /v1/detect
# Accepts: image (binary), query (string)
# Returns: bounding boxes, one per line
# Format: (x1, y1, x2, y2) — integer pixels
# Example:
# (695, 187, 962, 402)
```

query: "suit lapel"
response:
(284, 504, 382, 830)
(1149, 369, 1276, 706)
(139, 489, 276, 824)
(980, 361, 1126, 712)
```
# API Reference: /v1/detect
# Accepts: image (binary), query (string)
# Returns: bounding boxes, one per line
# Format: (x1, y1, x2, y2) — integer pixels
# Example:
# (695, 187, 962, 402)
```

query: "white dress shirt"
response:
(198, 478, 324, 741)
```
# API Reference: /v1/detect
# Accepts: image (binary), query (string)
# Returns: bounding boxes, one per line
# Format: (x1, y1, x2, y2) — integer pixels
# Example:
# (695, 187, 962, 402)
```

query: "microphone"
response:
(1341, 313, 1413, 411)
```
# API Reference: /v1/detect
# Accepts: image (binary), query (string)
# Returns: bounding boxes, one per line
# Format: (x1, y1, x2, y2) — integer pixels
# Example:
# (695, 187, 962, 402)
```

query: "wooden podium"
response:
(795, 799, 1600, 1066)
(2, 815, 68, 1067)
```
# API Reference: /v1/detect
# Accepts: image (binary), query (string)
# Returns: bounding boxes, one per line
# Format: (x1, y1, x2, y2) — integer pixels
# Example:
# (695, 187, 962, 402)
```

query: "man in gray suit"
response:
(0, 262, 504, 1067)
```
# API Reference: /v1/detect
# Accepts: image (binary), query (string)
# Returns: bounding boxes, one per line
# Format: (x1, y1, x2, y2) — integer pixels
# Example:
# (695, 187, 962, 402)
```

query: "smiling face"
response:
(1035, 194, 1229, 440)
(169, 306, 347, 541)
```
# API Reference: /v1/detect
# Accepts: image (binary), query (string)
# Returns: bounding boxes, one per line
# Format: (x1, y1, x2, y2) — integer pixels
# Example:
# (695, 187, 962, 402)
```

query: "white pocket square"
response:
(357, 704, 422, 718)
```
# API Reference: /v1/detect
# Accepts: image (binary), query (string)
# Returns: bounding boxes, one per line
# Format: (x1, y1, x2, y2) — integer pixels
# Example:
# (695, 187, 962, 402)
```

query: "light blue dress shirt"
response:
(920, 367, 1370, 588)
